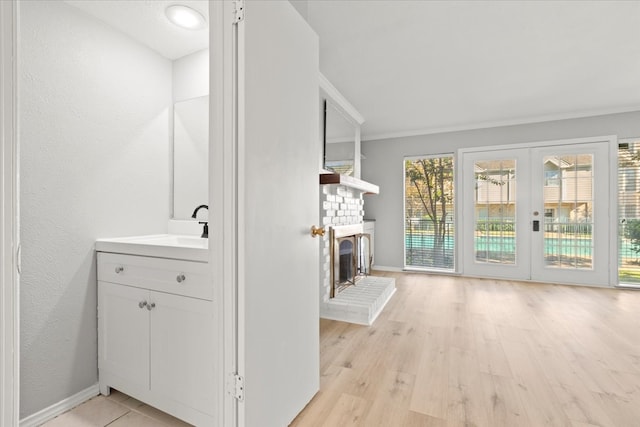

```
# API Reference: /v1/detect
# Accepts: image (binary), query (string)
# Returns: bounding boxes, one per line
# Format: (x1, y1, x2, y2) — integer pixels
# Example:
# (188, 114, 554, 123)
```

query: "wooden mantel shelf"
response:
(319, 173, 380, 194)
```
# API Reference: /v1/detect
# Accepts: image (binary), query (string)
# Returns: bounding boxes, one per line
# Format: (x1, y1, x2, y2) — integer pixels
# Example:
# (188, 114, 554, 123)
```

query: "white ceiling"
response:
(64, 0, 208, 60)
(306, 1, 640, 140)
(63, 1, 640, 141)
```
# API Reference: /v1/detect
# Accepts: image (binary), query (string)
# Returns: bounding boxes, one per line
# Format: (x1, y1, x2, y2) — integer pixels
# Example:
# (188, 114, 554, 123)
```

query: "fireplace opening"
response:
(339, 239, 355, 284)
(330, 224, 372, 298)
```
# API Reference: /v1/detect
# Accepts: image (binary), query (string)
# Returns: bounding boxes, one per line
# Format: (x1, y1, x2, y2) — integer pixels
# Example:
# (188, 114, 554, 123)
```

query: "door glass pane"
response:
(404, 155, 455, 270)
(542, 155, 593, 269)
(618, 139, 640, 284)
(474, 159, 516, 264)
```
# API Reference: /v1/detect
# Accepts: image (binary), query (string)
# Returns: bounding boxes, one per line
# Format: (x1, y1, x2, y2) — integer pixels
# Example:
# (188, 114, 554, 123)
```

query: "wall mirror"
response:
(173, 95, 209, 219)
(323, 100, 357, 176)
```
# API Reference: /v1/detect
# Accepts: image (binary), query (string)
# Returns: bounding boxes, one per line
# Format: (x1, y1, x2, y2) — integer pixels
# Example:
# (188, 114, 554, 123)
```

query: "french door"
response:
(462, 141, 610, 286)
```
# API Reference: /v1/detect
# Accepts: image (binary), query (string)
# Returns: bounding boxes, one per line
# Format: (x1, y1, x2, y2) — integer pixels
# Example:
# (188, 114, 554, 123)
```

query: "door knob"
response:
(138, 301, 147, 309)
(310, 225, 325, 238)
(146, 302, 156, 311)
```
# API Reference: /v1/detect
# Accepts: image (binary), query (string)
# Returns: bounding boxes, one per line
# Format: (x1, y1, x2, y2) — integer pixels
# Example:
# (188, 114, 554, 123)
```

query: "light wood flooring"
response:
(291, 271, 640, 427)
(40, 272, 640, 426)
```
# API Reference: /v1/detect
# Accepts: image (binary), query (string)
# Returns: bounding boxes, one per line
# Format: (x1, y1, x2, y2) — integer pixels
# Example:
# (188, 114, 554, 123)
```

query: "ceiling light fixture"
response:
(165, 5, 207, 30)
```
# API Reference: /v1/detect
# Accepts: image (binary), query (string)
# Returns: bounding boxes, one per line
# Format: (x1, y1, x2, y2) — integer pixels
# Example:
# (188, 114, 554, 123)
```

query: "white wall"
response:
(172, 48, 209, 103)
(362, 110, 640, 269)
(19, 0, 171, 418)
(288, 0, 309, 21)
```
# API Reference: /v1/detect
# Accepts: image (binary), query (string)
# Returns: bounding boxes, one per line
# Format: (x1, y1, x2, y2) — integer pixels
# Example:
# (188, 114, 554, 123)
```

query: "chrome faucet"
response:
(191, 205, 209, 238)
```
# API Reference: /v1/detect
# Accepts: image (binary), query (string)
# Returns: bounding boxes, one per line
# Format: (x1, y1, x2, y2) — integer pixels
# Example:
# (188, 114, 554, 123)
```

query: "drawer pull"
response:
(115, 266, 124, 274)
(146, 302, 156, 311)
(138, 301, 147, 309)
(176, 274, 186, 283)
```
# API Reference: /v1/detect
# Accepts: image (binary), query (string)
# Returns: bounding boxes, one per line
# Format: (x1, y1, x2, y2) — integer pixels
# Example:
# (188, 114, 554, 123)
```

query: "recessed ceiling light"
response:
(165, 5, 207, 30)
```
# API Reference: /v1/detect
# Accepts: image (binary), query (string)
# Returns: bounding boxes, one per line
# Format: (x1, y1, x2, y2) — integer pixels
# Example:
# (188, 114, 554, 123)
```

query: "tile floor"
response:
(40, 390, 192, 427)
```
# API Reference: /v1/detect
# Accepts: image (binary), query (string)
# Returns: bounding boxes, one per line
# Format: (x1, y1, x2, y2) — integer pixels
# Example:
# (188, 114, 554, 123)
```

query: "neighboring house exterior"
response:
(474, 156, 594, 226)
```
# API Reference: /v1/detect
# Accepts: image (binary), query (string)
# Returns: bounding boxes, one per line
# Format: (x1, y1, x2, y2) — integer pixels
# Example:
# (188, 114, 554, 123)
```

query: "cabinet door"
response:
(149, 291, 215, 416)
(98, 282, 149, 392)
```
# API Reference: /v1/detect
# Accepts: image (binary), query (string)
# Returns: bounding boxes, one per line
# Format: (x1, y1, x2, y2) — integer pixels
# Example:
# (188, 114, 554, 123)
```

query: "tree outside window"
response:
(405, 155, 455, 269)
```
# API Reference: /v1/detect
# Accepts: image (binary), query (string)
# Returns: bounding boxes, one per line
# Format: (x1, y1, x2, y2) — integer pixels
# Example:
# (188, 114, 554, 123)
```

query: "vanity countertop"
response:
(95, 234, 208, 262)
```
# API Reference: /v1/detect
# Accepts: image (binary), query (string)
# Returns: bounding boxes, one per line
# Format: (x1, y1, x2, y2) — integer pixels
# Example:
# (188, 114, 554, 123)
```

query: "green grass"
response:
(618, 269, 640, 283)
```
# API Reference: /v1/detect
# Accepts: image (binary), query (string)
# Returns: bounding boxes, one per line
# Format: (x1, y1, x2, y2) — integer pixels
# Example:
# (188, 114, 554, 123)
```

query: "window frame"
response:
(403, 153, 457, 272)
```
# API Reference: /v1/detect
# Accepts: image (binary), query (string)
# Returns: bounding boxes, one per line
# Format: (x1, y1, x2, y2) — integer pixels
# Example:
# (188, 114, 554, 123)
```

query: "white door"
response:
(462, 141, 610, 286)
(238, 2, 320, 426)
(463, 148, 531, 280)
(530, 143, 609, 285)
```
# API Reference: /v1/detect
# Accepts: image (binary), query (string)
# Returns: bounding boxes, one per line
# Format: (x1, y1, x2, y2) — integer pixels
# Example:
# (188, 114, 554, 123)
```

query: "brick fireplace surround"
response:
(319, 183, 395, 325)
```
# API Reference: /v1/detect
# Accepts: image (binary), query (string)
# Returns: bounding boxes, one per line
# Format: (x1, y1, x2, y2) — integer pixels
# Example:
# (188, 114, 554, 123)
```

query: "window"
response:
(545, 169, 559, 186)
(623, 169, 637, 192)
(404, 155, 455, 270)
(619, 138, 640, 285)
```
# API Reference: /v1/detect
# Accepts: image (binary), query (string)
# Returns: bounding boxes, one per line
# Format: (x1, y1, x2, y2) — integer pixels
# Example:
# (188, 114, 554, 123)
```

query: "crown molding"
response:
(362, 105, 640, 142)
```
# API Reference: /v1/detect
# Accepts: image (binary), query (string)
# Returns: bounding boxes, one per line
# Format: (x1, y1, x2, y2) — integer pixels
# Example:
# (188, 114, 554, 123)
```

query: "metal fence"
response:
(405, 218, 455, 269)
(405, 217, 640, 273)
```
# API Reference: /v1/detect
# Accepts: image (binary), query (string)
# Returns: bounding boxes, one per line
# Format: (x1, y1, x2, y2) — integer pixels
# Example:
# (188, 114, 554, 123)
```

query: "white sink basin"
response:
(96, 234, 208, 262)
(121, 234, 208, 248)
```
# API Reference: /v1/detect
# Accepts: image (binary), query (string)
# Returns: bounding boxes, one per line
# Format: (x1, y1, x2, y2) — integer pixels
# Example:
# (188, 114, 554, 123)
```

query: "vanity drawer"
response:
(97, 252, 212, 301)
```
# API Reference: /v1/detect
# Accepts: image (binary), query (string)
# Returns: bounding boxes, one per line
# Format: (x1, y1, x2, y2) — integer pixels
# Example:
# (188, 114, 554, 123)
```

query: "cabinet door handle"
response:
(146, 302, 156, 311)
(115, 266, 124, 274)
(138, 301, 147, 309)
(176, 274, 186, 283)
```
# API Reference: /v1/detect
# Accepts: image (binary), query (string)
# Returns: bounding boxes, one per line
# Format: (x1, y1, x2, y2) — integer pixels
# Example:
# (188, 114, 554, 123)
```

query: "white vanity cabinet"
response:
(97, 252, 214, 426)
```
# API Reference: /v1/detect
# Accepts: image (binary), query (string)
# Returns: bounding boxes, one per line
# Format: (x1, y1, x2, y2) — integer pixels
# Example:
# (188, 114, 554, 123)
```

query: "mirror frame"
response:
(319, 73, 364, 178)
(323, 99, 358, 176)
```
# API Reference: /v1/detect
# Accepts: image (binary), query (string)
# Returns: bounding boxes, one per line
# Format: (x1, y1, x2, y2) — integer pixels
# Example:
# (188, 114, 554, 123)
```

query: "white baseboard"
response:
(371, 265, 403, 272)
(20, 384, 99, 427)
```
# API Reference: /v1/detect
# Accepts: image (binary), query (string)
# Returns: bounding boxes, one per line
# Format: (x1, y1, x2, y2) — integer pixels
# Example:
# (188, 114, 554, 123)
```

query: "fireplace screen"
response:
(338, 238, 356, 285)
(330, 227, 372, 297)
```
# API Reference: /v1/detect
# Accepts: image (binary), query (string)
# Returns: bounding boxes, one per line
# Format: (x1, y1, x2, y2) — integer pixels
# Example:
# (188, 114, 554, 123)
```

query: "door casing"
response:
(1, 0, 19, 425)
